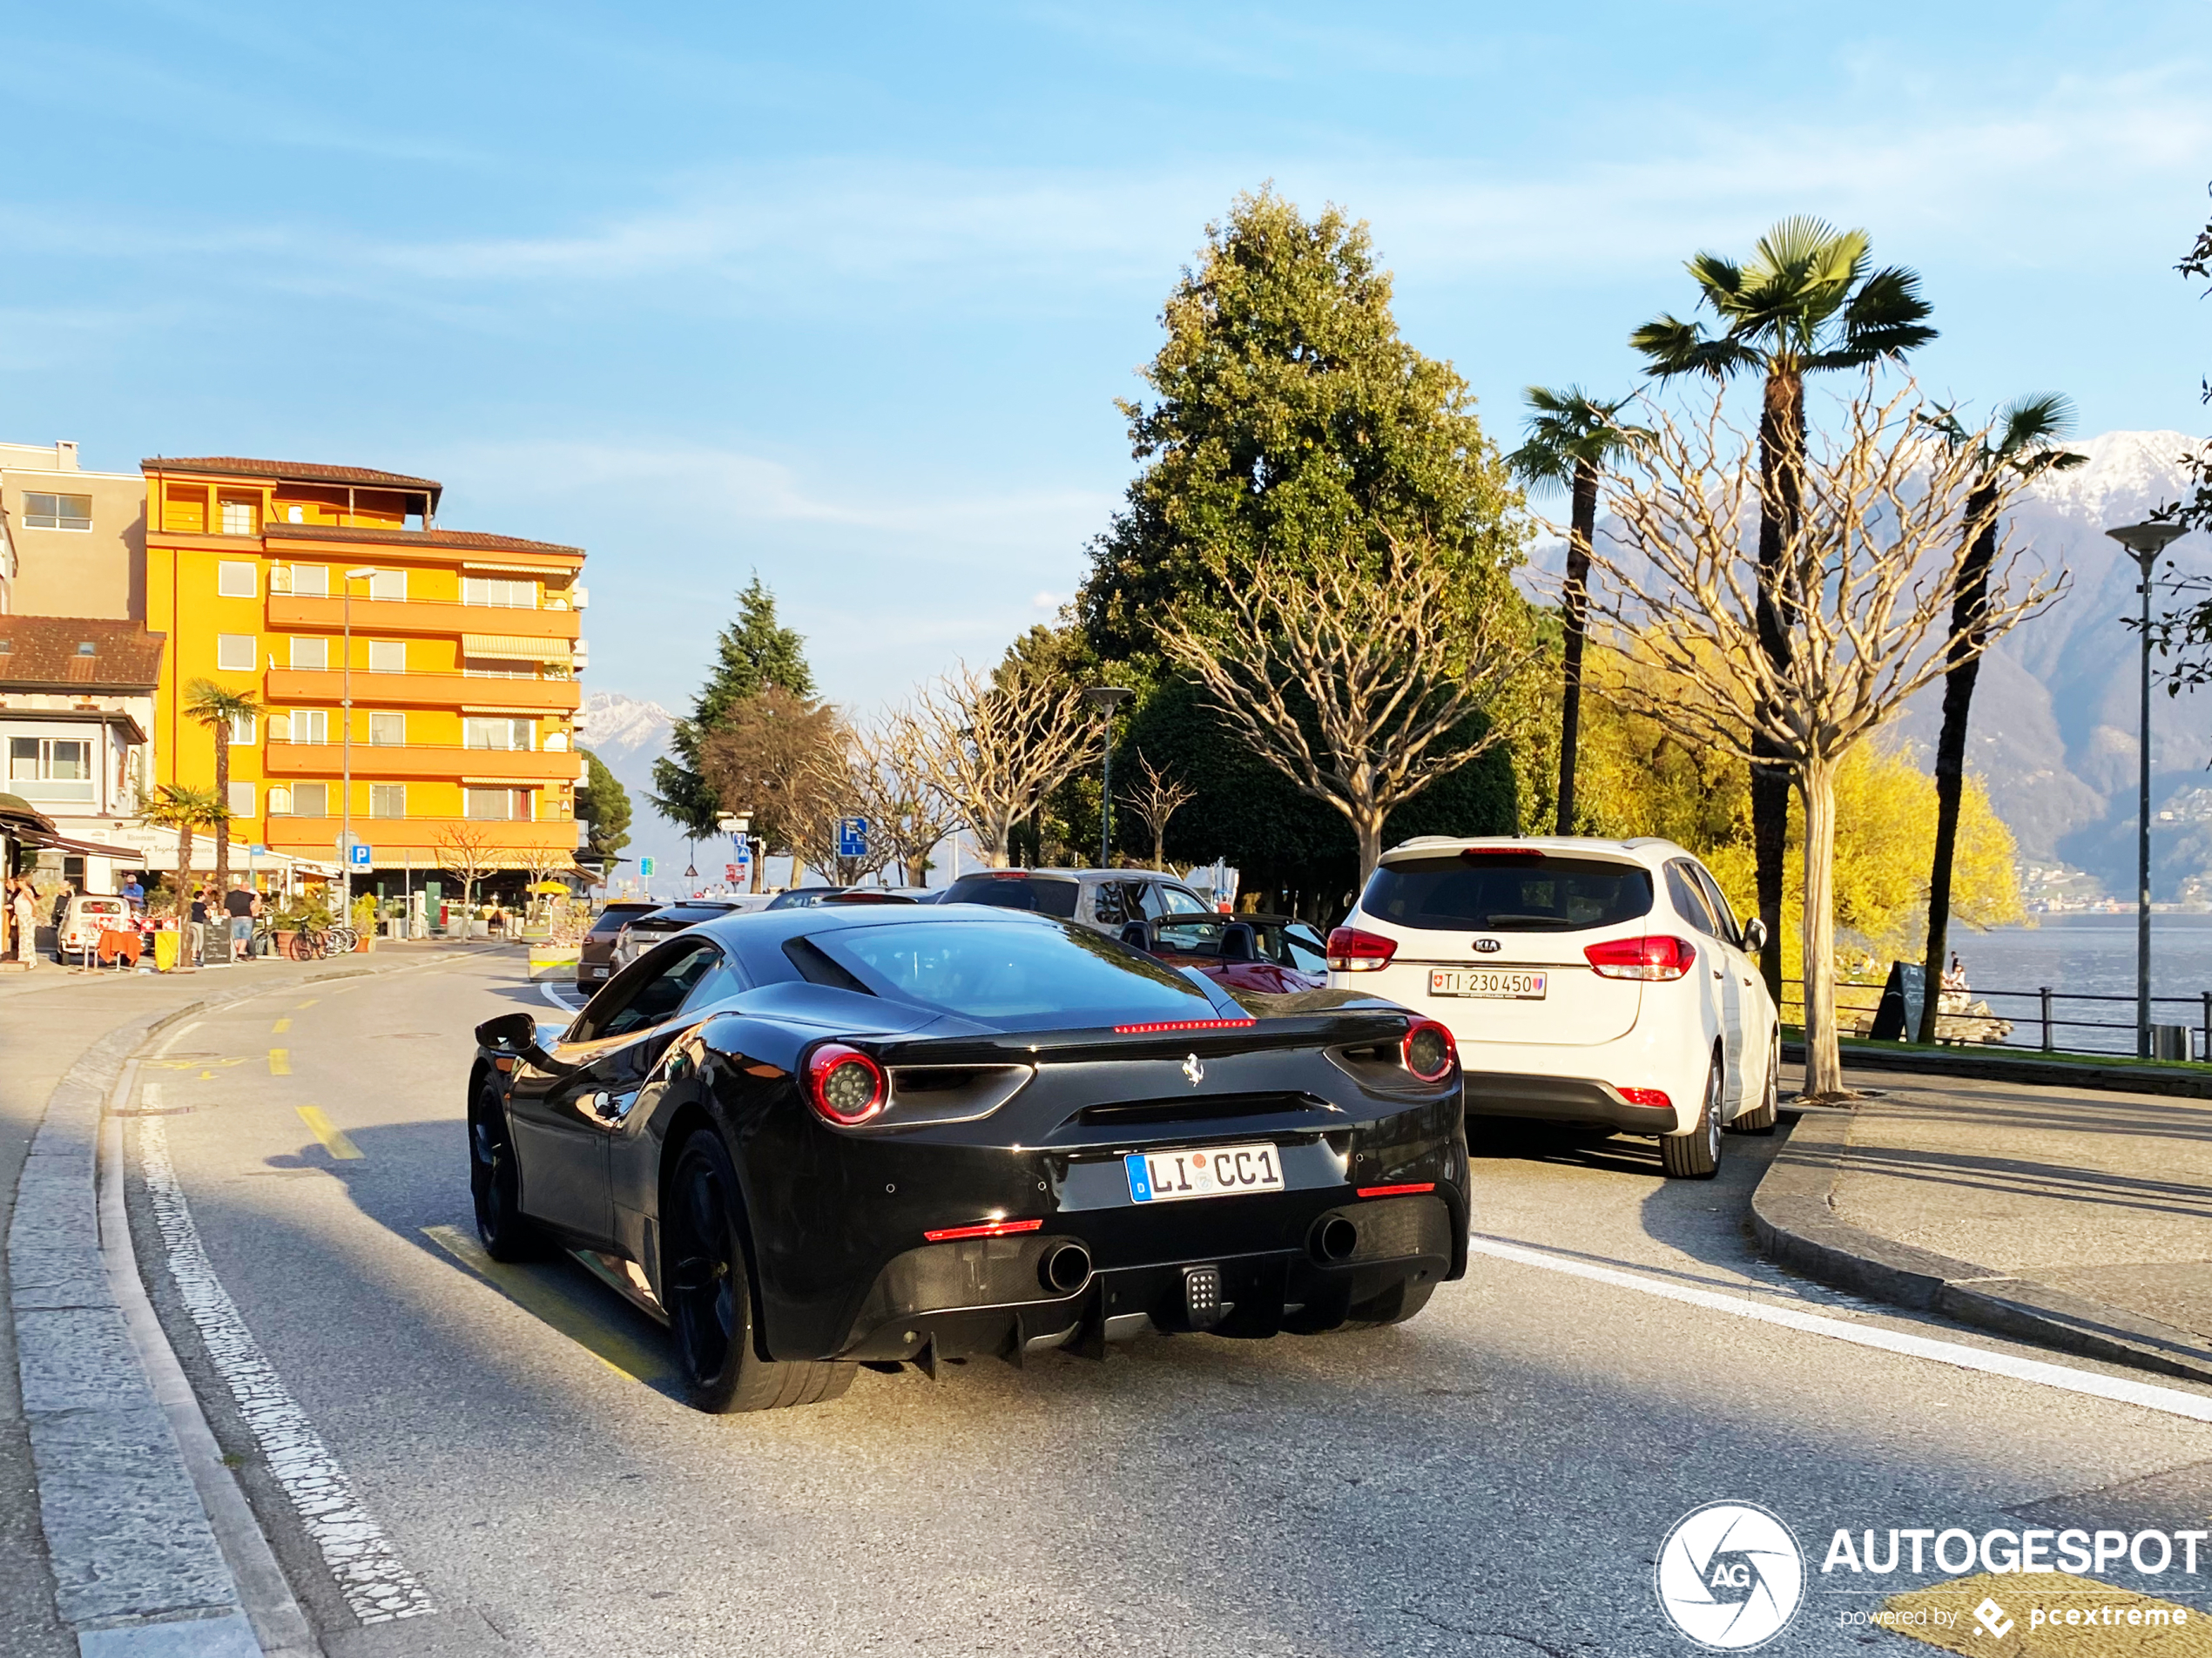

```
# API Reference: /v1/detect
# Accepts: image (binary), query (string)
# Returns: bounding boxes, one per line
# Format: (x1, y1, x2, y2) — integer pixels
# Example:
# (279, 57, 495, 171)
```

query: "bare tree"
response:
(901, 663, 1098, 867)
(433, 823, 500, 933)
(1121, 752, 1196, 872)
(1587, 381, 2063, 1099)
(854, 718, 958, 886)
(1158, 533, 1535, 884)
(698, 687, 856, 884)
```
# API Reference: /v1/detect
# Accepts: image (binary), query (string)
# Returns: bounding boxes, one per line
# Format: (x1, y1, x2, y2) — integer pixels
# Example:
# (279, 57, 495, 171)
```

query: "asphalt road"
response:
(114, 951, 2212, 1656)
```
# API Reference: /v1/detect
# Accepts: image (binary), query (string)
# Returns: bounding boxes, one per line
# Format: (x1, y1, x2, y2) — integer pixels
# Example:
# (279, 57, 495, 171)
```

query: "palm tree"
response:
(139, 784, 229, 910)
(1915, 395, 2086, 1042)
(1631, 216, 1936, 999)
(181, 677, 263, 902)
(1507, 388, 1648, 832)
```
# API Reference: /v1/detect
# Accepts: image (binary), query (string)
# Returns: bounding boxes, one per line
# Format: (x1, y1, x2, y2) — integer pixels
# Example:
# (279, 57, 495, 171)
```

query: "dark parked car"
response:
(1138, 913, 1332, 995)
(577, 900, 662, 989)
(469, 903, 1467, 1413)
(763, 886, 846, 910)
(607, 900, 746, 974)
(938, 868, 1218, 935)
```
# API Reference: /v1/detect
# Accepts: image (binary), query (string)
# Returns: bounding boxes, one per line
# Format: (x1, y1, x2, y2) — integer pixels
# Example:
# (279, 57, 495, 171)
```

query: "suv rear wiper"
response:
(1477, 914, 1572, 928)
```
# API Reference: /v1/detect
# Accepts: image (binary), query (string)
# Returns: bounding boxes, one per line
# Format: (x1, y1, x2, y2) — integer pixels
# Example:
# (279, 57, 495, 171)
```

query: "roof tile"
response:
(0, 618, 166, 691)
(143, 455, 442, 495)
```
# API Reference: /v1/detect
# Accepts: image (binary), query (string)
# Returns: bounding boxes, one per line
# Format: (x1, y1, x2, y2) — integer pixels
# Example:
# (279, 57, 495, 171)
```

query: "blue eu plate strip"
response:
(1124, 1152, 1155, 1203)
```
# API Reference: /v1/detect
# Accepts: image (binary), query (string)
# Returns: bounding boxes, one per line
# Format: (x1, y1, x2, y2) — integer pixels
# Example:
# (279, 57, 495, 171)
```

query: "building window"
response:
(290, 637, 328, 671)
(290, 782, 327, 817)
(217, 561, 258, 597)
(227, 782, 254, 819)
(219, 498, 258, 536)
(462, 576, 536, 609)
(7, 737, 95, 801)
(367, 639, 405, 673)
(267, 786, 293, 815)
(369, 784, 406, 819)
(367, 569, 406, 601)
(464, 787, 519, 821)
(289, 564, 329, 596)
(216, 635, 258, 672)
(290, 709, 328, 745)
(368, 712, 405, 746)
(24, 493, 92, 531)
(463, 717, 532, 751)
(226, 711, 257, 745)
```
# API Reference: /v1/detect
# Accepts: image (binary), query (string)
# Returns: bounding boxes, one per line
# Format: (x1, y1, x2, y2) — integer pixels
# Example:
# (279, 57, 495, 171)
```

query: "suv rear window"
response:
(940, 873, 1080, 919)
(587, 903, 658, 937)
(1362, 853, 1654, 932)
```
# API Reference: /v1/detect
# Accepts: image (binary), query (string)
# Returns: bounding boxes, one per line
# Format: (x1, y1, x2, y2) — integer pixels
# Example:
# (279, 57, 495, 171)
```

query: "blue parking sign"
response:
(837, 817, 869, 858)
(348, 842, 372, 868)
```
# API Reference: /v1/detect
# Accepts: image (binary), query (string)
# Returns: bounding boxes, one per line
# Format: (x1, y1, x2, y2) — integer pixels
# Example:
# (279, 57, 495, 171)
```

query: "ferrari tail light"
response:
(806, 1043, 887, 1127)
(1400, 1018, 1457, 1082)
(1618, 1087, 1672, 1110)
(1583, 935, 1696, 981)
(1326, 927, 1398, 972)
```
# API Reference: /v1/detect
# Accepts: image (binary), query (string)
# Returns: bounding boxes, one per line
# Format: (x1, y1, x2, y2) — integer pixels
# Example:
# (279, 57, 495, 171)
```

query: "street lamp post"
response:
(340, 566, 376, 924)
(1082, 686, 1134, 868)
(2107, 522, 2188, 1057)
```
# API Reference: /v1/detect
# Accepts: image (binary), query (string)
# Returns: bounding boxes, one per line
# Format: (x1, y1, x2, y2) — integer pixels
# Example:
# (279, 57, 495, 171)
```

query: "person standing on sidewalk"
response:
(10, 879, 37, 969)
(224, 881, 255, 960)
(186, 887, 208, 969)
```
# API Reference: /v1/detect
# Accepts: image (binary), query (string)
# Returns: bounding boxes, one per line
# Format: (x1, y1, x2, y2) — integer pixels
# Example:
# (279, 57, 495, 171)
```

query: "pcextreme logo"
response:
(1655, 1501, 1807, 1650)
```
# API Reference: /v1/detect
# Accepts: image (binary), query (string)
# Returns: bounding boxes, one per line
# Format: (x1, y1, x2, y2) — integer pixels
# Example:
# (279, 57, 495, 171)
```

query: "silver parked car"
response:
(935, 868, 1220, 935)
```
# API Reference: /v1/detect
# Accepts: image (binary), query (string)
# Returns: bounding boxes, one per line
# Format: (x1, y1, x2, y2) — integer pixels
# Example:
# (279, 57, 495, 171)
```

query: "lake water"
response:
(1891, 914, 2212, 1055)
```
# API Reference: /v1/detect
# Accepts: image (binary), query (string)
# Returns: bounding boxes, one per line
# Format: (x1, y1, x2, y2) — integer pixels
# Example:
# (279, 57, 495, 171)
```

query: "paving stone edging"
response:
(8, 956, 446, 1655)
(1750, 1107, 2212, 1388)
(1779, 1038, 2212, 1098)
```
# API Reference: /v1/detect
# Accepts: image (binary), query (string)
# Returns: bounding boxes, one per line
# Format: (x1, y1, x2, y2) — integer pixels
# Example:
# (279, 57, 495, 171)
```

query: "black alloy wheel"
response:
(663, 1129, 853, 1413)
(1661, 1053, 1724, 1180)
(469, 1080, 544, 1260)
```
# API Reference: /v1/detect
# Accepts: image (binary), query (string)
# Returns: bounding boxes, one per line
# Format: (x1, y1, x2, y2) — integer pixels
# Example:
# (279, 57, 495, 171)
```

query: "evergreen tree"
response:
(577, 748, 633, 861)
(651, 576, 815, 837)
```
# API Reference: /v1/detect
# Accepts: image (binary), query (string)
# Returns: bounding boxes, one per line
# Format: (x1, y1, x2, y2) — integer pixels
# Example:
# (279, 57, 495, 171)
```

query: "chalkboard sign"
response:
(1868, 960, 1925, 1042)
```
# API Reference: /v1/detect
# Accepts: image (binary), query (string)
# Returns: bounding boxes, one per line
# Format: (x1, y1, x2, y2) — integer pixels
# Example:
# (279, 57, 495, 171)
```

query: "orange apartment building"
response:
(144, 457, 589, 885)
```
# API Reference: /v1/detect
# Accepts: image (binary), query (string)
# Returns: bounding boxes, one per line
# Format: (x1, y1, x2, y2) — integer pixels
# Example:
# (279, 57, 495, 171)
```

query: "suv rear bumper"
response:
(1463, 1070, 1683, 1134)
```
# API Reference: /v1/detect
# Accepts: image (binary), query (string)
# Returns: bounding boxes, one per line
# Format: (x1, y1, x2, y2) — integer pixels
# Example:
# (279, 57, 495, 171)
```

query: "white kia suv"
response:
(1327, 836, 1779, 1178)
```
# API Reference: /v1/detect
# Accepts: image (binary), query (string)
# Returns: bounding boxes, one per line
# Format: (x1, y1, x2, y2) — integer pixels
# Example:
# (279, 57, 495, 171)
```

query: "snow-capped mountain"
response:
(576, 691, 691, 894)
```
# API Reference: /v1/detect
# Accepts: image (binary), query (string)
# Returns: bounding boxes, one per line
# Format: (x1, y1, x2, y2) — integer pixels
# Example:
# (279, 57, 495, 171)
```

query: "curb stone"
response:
(9, 953, 455, 1655)
(1752, 1107, 2212, 1386)
(1780, 1038, 2212, 1099)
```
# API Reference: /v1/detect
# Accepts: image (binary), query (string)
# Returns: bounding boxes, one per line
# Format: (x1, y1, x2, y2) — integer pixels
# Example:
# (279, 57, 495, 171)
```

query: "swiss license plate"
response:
(1125, 1142, 1285, 1203)
(1431, 967, 1548, 1000)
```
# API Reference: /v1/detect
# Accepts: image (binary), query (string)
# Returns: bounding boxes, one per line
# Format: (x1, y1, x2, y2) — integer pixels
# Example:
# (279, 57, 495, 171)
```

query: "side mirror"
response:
(1742, 918, 1768, 955)
(475, 1011, 539, 1052)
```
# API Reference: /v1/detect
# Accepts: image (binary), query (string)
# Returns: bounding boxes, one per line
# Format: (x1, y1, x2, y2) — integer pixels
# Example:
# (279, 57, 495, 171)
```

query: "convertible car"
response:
(468, 904, 1467, 1412)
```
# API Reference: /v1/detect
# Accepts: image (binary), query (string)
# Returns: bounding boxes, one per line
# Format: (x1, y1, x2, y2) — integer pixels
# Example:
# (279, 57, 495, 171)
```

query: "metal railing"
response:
(1778, 979, 2209, 1061)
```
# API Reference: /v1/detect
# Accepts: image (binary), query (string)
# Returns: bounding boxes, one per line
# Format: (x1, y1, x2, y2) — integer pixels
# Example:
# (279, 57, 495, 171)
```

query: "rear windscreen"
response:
(814, 919, 1211, 1024)
(940, 875, 1080, 919)
(1363, 855, 1654, 932)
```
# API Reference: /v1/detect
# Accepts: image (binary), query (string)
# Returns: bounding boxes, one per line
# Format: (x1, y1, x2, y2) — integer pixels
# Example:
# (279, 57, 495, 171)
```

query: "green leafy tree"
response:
(1914, 396, 2085, 1040)
(179, 677, 261, 900)
(651, 575, 815, 838)
(1507, 388, 1647, 832)
(1632, 217, 1935, 998)
(138, 783, 227, 907)
(576, 747, 632, 865)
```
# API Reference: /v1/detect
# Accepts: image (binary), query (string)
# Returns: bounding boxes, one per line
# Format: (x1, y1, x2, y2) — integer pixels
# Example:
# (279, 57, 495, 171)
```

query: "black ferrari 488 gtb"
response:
(469, 904, 1467, 1412)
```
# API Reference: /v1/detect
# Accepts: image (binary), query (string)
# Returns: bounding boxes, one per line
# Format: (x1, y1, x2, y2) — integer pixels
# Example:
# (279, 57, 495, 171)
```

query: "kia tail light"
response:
(1326, 927, 1398, 972)
(1582, 935, 1696, 981)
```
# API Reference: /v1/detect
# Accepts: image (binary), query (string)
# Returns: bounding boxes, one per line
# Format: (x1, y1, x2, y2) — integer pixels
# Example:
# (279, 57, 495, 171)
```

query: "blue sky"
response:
(10, 2, 2209, 718)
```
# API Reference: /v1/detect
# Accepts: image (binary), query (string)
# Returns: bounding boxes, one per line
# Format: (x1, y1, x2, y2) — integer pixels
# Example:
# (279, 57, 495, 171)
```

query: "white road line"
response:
(157, 1020, 203, 1057)
(140, 1115, 435, 1624)
(1467, 1234, 2212, 1425)
(540, 981, 583, 1014)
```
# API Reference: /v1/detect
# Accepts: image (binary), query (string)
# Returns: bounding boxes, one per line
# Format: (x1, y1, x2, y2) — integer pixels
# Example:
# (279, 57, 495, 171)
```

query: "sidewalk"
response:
(1754, 1063, 2212, 1385)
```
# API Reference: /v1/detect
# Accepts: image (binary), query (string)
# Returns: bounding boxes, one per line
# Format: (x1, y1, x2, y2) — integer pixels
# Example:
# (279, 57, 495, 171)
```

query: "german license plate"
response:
(1125, 1142, 1285, 1203)
(1431, 967, 1547, 999)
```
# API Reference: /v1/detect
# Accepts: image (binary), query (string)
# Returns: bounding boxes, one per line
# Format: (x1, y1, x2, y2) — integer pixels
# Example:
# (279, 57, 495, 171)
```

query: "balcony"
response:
(260, 815, 583, 864)
(260, 744, 589, 784)
(265, 594, 582, 641)
(264, 669, 581, 712)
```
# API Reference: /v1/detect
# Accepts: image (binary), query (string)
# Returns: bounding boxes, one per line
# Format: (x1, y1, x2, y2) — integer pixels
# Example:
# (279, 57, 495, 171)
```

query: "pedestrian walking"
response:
(247, 890, 266, 956)
(10, 879, 38, 970)
(224, 880, 256, 960)
(187, 886, 209, 968)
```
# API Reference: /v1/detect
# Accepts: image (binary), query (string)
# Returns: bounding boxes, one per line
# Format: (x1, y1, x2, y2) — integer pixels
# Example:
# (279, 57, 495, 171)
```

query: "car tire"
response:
(469, 1080, 547, 1261)
(1660, 1055, 1724, 1180)
(1727, 1039, 1780, 1136)
(664, 1129, 855, 1413)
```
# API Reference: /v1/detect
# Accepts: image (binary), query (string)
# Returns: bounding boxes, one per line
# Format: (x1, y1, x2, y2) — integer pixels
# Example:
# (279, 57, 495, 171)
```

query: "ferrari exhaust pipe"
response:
(1313, 1217, 1359, 1264)
(1041, 1242, 1093, 1296)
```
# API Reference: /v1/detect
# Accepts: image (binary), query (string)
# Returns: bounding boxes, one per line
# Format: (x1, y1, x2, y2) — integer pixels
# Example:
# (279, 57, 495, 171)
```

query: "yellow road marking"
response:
(268, 1048, 289, 1075)
(295, 999, 317, 1009)
(295, 1106, 362, 1161)
(272, 1017, 291, 1034)
(141, 1057, 246, 1071)
(420, 1225, 673, 1388)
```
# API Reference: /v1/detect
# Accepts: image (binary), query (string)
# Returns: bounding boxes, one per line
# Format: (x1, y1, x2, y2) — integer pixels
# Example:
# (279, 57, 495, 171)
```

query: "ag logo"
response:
(1654, 1501, 1804, 1650)
(1473, 937, 1503, 954)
